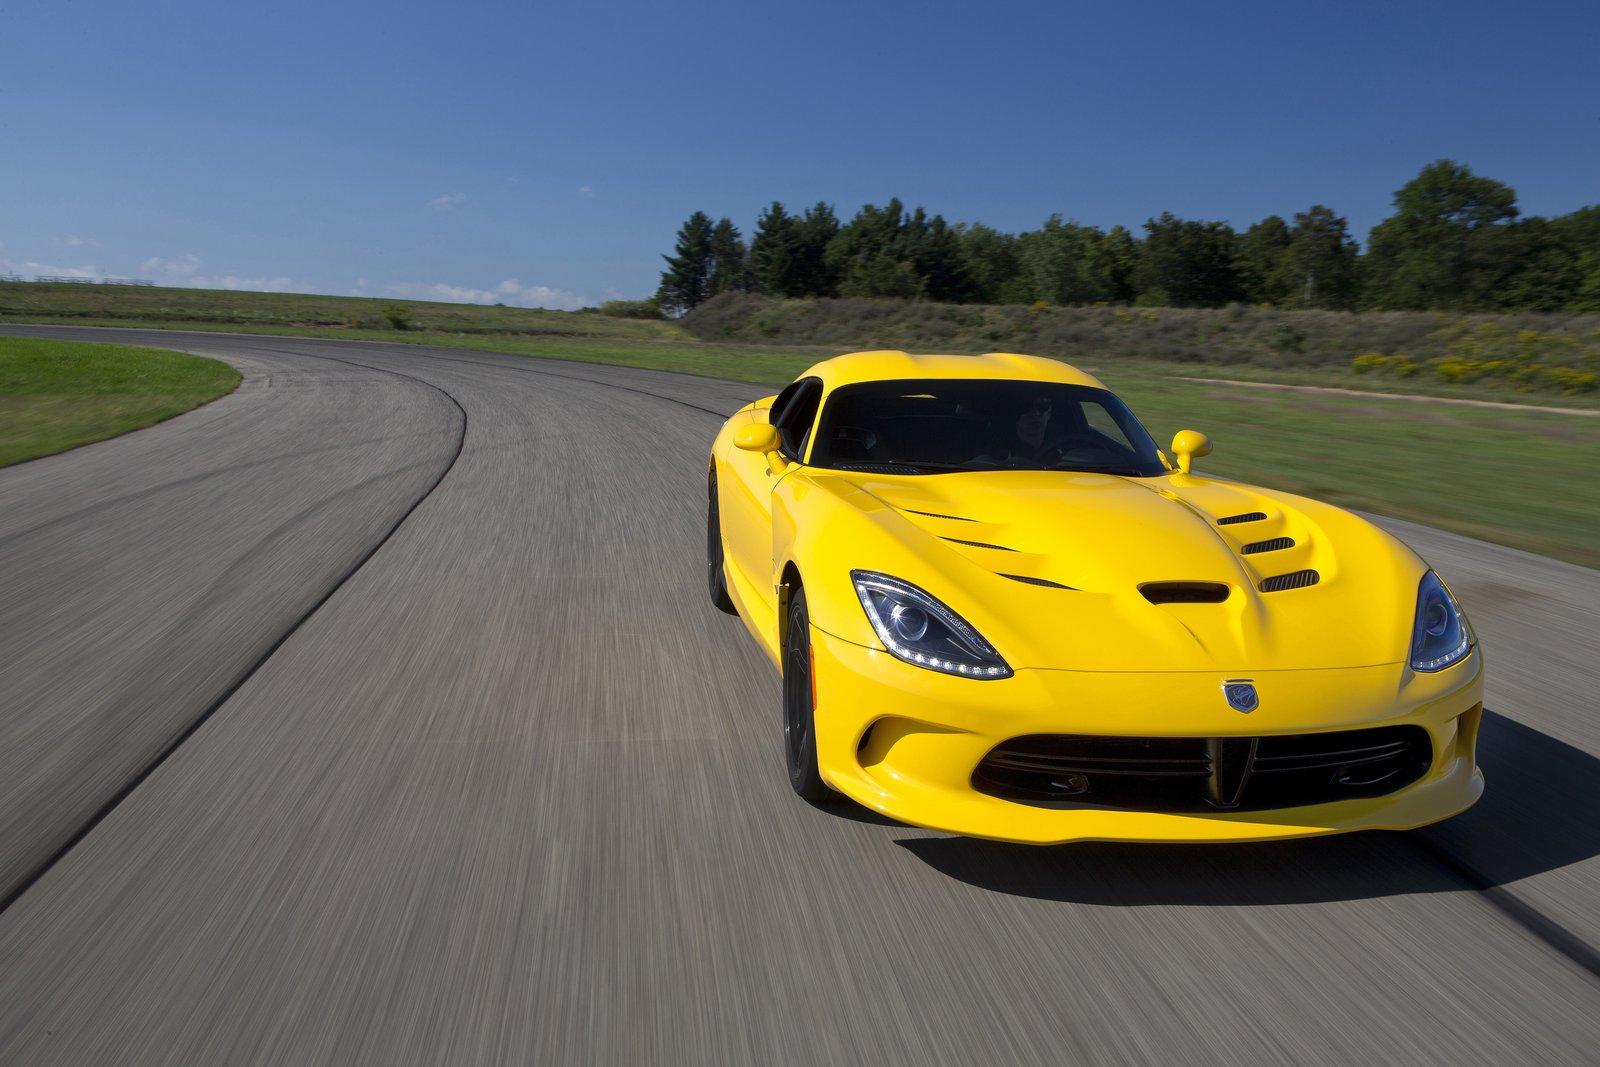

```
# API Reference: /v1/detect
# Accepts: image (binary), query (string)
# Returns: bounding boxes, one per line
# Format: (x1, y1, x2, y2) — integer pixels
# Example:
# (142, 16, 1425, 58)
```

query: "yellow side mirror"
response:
(734, 422, 789, 473)
(734, 423, 781, 453)
(1169, 429, 1212, 475)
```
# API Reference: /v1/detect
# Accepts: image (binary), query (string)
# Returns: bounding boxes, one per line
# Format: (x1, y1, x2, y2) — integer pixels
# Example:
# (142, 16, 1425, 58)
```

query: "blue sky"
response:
(3, 0, 1596, 308)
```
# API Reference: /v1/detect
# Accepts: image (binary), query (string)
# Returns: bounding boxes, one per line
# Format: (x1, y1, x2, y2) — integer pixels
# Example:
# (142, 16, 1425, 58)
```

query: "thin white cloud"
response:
(192, 275, 300, 292)
(137, 253, 301, 292)
(384, 278, 589, 310)
(0, 251, 100, 278)
(578, 185, 594, 198)
(141, 254, 202, 277)
(62, 234, 101, 248)
(427, 192, 468, 212)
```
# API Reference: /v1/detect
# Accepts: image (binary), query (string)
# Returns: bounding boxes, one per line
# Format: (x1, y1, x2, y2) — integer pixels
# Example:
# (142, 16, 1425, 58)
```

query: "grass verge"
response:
(0, 336, 240, 467)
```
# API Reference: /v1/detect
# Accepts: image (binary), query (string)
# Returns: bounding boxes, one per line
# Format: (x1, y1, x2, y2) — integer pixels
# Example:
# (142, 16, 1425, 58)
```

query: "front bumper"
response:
(810, 629, 1483, 844)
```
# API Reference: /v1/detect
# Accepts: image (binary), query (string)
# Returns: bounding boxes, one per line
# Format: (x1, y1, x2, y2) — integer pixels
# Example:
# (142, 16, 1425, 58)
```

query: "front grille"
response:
(973, 726, 1431, 812)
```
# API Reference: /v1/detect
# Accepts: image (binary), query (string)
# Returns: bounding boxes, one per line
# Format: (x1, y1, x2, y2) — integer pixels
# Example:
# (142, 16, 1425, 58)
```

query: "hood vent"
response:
(1241, 536, 1295, 555)
(941, 536, 1016, 552)
(1140, 581, 1230, 605)
(1217, 512, 1267, 526)
(1260, 569, 1319, 592)
(999, 573, 1076, 590)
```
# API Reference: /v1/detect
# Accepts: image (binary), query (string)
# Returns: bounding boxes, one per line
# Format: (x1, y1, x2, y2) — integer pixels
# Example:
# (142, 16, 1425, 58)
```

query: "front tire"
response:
(706, 473, 737, 615)
(783, 588, 836, 801)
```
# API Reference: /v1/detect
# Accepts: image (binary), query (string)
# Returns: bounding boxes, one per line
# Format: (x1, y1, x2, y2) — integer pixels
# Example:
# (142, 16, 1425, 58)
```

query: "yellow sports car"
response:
(707, 351, 1483, 844)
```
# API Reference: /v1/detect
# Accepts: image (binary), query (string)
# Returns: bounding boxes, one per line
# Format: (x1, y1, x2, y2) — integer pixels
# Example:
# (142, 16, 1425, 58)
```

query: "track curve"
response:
(1, 326, 1598, 1064)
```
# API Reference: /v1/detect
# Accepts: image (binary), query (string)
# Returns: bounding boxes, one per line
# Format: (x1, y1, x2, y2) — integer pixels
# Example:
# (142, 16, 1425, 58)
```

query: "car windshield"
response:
(808, 378, 1167, 477)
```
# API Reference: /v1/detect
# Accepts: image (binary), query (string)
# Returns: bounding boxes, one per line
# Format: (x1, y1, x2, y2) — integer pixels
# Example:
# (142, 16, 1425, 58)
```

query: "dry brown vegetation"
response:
(683, 293, 1600, 394)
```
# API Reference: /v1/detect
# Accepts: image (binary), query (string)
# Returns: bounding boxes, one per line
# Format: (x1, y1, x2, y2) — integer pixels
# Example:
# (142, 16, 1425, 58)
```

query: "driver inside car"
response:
(974, 395, 1077, 466)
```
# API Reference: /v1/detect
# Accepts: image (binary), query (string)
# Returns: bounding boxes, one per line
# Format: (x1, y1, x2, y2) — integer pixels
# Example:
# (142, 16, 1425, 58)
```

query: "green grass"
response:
(0, 337, 240, 467)
(0, 281, 686, 341)
(1103, 374, 1600, 568)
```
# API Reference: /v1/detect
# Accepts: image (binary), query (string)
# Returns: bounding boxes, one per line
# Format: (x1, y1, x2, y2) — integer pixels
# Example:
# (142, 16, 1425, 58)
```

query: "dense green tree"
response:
(1286, 206, 1359, 309)
(656, 210, 715, 313)
(1497, 207, 1600, 311)
(902, 209, 972, 302)
(1094, 225, 1141, 304)
(824, 199, 907, 283)
(750, 202, 802, 296)
(1016, 217, 1112, 305)
(1363, 160, 1519, 309)
(838, 252, 925, 299)
(1135, 213, 1243, 307)
(664, 165, 1598, 313)
(956, 223, 1025, 304)
(793, 202, 842, 296)
(707, 217, 749, 296)
(1236, 215, 1294, 304)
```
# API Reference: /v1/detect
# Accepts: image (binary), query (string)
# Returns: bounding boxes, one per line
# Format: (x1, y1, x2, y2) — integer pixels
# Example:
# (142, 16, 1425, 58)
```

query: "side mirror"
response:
(734, 423, 781, 453)
(1169, 429, 1212, 475)
(735, 422, 789, 474)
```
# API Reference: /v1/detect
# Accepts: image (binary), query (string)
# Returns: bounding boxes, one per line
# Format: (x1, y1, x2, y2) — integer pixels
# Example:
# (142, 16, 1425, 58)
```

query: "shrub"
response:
(679, 293, 1600, 394)
(596, 298, 662, 320)
(1352, 353, 1389, 373)
(381, 304, 412, 331)
(1541, 366, 1598, 393)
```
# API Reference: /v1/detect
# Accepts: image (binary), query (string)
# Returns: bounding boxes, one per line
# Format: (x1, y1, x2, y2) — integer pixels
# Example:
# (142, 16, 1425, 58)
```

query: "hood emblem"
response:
(1222, 680, 1259, 713)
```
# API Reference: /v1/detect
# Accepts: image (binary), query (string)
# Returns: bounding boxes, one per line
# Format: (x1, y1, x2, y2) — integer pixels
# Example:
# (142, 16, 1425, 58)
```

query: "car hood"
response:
(816, 469, 1425, 672)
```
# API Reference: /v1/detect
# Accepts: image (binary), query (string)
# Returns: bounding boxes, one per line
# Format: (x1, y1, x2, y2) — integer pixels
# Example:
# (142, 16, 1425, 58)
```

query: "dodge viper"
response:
(706, 350, 1483, 844)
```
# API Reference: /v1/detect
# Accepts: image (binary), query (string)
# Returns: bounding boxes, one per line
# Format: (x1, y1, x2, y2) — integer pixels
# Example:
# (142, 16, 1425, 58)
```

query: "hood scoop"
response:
(1140, 581, 1231, 605)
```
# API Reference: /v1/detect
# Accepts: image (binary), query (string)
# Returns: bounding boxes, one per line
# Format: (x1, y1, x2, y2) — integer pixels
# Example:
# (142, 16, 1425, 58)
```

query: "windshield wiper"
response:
(832, 460, 974, 474)
(1050, 464, 1151, 477)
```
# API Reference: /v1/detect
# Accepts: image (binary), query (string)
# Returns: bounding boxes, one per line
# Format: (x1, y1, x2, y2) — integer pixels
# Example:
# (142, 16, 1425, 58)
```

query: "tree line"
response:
(654, 160, 1600, 315)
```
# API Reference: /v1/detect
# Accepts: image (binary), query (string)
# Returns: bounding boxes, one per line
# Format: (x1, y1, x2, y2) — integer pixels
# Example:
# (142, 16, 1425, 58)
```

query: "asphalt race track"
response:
(2, 326, 1598, 1064)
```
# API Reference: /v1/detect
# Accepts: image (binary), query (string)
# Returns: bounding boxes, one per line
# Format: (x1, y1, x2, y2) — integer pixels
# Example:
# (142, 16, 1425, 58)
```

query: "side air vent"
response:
(1241, 536, 1295, 555)
(999, 573, 1076, 590)
(1140, 581, 1230, 604)
(905, 508, 978, 523)
(1217, 512, 1267, 526)
(942, 536, 1016, 552)
(1260, 569, 1319, 592)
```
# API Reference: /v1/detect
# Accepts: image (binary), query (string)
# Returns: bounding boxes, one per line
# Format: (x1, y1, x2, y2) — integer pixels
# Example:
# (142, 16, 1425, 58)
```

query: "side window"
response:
(772, 379, 822, 459)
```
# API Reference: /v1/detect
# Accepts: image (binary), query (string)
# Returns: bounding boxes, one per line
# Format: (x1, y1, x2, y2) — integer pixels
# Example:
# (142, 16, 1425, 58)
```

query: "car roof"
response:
(797, 350, 1107, 392)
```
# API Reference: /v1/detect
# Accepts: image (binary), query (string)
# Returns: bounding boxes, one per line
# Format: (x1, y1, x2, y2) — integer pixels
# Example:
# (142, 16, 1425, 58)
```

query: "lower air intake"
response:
(972, 726, 1431, 812)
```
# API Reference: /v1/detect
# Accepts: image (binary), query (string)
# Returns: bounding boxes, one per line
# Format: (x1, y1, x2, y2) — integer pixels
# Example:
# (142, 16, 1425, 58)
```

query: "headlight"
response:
(1410, 570, 1472, 672)
(851, 570, 1011, 679)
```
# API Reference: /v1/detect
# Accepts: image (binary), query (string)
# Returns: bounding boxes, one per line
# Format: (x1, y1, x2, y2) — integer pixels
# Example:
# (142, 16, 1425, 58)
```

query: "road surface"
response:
(2, 326, 1598, 1064)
